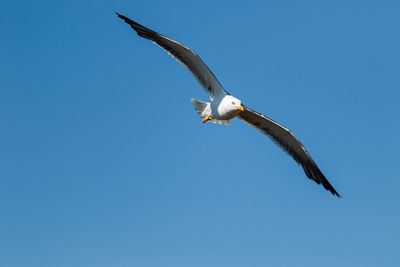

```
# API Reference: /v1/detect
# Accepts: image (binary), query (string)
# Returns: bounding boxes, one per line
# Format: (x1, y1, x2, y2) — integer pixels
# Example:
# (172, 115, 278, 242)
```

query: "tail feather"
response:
(191, 98, 209, 117)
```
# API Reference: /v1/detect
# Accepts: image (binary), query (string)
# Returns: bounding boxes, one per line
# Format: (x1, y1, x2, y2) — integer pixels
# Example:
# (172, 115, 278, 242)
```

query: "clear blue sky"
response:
(1, 0, 400, 266)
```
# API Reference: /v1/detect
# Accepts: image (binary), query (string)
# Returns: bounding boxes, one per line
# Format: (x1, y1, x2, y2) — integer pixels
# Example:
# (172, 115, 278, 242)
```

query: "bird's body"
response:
(116, 12, 341, 197)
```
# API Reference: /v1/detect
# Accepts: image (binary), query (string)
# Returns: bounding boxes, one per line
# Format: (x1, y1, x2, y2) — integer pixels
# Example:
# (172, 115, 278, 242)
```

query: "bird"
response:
(116, 12, 341, 197)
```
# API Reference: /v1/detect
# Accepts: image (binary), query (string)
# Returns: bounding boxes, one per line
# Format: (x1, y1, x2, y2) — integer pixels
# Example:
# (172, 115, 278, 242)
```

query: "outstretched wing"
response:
(116, 13, 227, 100)
(238, 106, 340, 197)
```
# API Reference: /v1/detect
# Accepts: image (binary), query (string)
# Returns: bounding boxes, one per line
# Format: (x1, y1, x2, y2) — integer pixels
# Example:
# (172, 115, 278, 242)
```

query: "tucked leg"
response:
(202, 116, 213, 123)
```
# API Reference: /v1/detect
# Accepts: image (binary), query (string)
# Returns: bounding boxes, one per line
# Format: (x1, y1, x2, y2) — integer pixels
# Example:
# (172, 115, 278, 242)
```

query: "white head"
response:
(219, 95, 244, 117)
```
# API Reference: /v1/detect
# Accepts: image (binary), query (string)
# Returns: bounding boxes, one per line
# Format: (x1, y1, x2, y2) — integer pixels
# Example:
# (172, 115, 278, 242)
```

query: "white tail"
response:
(191, 98, 209, 117)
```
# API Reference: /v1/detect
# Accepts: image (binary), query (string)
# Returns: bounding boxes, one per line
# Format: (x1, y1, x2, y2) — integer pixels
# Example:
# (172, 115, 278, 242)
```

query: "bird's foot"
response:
(202, 116, 213, 123)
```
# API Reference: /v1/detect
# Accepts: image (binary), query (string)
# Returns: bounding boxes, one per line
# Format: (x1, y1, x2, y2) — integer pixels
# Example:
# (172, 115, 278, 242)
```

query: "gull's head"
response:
(221, 95, 244, 114)
(227, 95, 244, 111)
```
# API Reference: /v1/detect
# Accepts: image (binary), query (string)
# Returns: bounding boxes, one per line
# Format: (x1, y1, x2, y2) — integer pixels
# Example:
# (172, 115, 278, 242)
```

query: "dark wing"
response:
(116, 13, 227, 100)
(238, 106, 340, 197)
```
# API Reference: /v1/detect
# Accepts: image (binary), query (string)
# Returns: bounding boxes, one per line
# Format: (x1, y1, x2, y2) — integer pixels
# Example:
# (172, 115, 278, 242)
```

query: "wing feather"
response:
(238, 106, 340, 197)
(116, 13, 227, 99)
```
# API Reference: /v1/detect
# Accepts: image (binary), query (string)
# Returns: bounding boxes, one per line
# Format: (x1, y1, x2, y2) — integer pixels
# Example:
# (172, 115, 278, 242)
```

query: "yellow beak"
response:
(237, 105, 244, 111)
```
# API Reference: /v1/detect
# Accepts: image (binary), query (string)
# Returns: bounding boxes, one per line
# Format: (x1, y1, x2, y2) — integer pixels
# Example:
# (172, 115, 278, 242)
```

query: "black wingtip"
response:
(327, 182, 341, 198)
(115, 12, 132, 23)
(329, 185, 341, 198)
(325, 181, 341, 198)
(114, 12, 158, 41)
(115, 12, 126, 20)
(331, 190, 341, 198)
(303, 162, 341, 198)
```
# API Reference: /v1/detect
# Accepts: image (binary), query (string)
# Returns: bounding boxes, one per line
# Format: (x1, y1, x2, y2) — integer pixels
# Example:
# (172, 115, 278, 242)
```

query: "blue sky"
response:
(1, 0, 400, 266)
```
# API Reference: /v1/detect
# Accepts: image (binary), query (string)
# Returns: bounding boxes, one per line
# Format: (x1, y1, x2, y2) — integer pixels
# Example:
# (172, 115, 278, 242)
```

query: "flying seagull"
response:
(116, 13, 341, 197)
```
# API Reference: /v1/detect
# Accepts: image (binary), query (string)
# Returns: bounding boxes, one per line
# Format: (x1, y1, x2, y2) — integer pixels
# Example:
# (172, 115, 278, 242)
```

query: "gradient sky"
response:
(1, 0, 400, 266)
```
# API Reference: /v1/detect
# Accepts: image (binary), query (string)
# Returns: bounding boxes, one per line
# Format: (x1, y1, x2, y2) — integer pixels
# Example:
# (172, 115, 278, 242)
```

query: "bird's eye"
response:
(232, 102, 236, 105)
